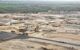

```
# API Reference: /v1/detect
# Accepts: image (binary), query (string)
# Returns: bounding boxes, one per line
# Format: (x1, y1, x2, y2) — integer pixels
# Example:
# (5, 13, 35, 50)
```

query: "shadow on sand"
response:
(0, 31, 28, 42)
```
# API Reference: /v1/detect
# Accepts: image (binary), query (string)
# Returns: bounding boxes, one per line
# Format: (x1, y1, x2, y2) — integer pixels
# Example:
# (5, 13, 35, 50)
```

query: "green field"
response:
(0, 2, 80, 13)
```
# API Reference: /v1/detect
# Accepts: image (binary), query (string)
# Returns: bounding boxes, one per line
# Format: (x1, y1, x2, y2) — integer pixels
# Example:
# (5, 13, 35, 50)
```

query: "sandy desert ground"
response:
(0, 13, 80, 50)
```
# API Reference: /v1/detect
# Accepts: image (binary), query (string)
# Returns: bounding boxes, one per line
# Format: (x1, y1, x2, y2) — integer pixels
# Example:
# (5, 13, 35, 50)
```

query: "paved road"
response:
(27, 36, 80, 49)
(0, 32, 80, 49)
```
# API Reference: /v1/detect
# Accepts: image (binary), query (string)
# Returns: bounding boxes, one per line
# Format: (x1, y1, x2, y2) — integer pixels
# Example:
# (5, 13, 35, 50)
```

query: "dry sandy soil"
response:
(0, 13, 80, 50)
(0, 39, 78, 50)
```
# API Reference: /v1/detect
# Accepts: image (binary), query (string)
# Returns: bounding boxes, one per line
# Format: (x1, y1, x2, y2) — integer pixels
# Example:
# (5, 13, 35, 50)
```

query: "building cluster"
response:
(0, 13, 79, 36)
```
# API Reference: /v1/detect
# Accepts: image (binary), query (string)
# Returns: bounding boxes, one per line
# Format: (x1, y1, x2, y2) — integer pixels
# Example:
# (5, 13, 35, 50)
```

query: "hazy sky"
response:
(33, 0, 80, 1)
(1, 0, 80, 1)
